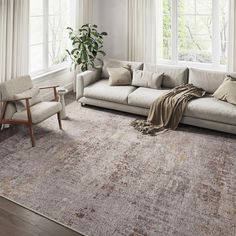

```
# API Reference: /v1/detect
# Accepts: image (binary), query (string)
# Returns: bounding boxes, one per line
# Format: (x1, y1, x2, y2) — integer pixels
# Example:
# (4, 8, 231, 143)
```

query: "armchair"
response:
(0, 75, 62, 147)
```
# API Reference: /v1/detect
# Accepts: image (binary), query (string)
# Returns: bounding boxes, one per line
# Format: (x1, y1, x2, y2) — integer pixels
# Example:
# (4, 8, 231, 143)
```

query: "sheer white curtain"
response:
(75, 0, 93, 29)
(228, 0, 236, 72)
(128, 0, 160, 63)
(0, 0, 29, 83)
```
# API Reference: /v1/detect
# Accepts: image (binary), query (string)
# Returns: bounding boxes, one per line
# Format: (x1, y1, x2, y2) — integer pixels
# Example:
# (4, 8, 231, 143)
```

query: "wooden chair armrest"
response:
(38, 85, 59, 101)
(39, 85, 59, 90)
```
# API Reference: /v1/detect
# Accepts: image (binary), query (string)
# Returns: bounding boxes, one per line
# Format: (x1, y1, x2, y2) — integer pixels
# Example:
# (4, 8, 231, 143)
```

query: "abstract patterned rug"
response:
(0, 101, 236, 236)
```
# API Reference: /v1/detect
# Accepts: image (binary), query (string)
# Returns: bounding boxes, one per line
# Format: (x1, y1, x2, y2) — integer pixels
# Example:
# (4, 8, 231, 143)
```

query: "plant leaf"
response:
(101, 32, 108, 36)
(98, 50, 106, 56)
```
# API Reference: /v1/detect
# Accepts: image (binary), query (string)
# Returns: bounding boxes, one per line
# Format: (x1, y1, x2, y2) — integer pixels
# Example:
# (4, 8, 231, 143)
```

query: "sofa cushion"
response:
(184, 96, 236, 126)
(102, 58, 143, 78)
(213, 76, 236, 105)
(143, 63, 189, 88)
(132, 70, 164, 89)
(128, 87, 170, 108)
(84, 79, 136, 104)
(107, 66, 132, 86)
(12, 101, 62, 124)
(188, 68, 228, 94)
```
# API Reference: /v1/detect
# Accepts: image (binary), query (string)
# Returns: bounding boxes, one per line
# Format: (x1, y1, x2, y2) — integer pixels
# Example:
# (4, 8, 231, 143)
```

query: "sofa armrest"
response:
(76, 69, 101, 100)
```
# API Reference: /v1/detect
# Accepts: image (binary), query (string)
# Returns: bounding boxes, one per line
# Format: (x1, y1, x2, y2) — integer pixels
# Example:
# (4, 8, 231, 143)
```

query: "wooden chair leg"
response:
(25, 99, 35, 147)
(57, 112, 62, 130)
(28, 124, 35, 147)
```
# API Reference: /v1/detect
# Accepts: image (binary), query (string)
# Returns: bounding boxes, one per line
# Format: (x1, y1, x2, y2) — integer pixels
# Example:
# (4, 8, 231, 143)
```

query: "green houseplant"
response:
(66, 24, 108, 71)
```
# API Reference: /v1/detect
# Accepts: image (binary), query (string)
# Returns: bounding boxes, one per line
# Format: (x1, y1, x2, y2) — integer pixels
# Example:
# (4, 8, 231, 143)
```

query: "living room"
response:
(0, 0, 236, 235)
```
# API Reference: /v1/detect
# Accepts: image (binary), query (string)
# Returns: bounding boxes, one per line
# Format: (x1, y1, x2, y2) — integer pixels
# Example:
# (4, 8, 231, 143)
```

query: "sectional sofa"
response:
(76, 59, 236, 135)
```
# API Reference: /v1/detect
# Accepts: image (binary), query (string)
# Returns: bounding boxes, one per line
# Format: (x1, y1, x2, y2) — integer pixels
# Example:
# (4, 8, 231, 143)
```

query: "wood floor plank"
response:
(0, 196, 84, 236)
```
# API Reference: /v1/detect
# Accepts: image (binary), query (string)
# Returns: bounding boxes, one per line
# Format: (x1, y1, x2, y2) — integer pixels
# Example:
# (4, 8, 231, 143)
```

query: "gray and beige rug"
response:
(0, 101, 236, 236)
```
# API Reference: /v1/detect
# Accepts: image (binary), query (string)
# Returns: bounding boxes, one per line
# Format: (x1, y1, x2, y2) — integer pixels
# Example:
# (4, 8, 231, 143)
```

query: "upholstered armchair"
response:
(0, 75, 62, 147)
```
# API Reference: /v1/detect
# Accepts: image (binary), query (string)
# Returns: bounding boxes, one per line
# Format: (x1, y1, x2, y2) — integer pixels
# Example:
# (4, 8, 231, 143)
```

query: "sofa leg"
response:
(28, 124, 35, 147)
(57, 112, 62, 130)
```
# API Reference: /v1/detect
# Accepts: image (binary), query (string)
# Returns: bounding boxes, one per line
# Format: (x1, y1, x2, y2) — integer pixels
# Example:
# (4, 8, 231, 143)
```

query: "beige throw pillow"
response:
(213, 76, 236, 105)
(107, 66, 132, 86)
(102, 58, 143, 78)
(13, 87, 42, 112)
(132, 70, 164, 89)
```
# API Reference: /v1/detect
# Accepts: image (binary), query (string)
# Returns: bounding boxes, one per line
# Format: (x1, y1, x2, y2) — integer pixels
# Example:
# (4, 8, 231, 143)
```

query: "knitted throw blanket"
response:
(131, 84, 206, 135)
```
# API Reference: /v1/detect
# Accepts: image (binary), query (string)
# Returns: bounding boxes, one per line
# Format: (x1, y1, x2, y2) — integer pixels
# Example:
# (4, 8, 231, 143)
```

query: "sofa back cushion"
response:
(102, 58, 143, 78)
(143, 63, 189, 88)
(132, 70, 163, 89)
(188, 68, 231, 94)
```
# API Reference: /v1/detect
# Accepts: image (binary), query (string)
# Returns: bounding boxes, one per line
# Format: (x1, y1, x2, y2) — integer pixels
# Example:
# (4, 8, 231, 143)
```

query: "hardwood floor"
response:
(0, 196, 84, 236)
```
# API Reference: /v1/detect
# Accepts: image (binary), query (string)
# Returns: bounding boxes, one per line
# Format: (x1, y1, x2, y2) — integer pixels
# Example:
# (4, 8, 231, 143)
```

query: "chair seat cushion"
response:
(184, 96, 236, 126)
(84, 79, 136, 104)
(128, 87, 171, 108)
(12, 101, 62, 124)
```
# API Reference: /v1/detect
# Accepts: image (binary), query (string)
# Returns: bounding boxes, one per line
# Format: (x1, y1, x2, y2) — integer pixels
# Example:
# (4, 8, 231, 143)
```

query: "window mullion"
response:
(171, 0, 178, 63)
(43, 0, 49, 69)
(212, 0, 220, 65)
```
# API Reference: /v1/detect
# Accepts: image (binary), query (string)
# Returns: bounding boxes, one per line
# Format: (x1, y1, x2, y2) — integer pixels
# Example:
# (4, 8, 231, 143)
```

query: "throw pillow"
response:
(107, 66, 132, 86)
(213, 76, 236, 105)
(102, 58, 143, 78)
(13, 87, 42, 112)
(132, 70, 164, 89)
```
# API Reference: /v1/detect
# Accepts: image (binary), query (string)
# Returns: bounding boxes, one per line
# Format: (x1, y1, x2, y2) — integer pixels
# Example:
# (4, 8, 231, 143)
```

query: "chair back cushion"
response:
(143, 63, 189, 88)
(13, 88, 42, 112)
(0, 75, 33, 118)
(0, 75, 33, 100)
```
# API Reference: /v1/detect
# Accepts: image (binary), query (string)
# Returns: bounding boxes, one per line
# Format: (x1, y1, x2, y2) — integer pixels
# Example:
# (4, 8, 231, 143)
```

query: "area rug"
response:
(0, 101, 236, 236)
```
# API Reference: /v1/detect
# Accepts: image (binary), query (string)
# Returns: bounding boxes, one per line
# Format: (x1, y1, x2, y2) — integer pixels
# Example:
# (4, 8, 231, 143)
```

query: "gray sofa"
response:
(76, 59, 236, 135)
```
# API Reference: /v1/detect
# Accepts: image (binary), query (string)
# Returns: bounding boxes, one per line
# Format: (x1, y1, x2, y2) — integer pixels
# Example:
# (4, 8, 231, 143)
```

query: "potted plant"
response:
(66, 24, 108, 71)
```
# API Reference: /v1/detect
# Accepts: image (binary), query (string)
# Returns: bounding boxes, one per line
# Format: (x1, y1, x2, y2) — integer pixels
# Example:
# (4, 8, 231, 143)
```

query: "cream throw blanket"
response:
(131, 84, 206, 135)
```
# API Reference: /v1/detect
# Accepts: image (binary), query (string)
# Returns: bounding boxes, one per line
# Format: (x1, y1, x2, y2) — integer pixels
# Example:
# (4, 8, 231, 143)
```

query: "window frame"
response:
(29, 0, 73, 78)
(159, 0, 228, 71)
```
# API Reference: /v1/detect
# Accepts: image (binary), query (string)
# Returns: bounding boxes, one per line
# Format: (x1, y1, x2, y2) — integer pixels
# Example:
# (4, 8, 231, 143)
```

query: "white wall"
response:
(93, 0, 128, 60)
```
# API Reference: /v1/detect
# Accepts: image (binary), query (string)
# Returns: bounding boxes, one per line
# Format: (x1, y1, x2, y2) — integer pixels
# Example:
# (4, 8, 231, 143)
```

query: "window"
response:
(29, 0, 75, 75)
(161, 0, 229, 69)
